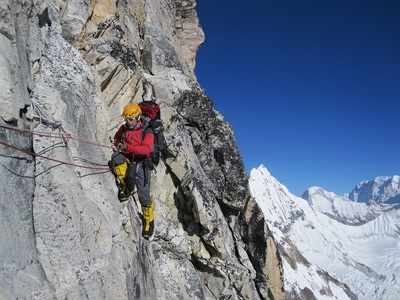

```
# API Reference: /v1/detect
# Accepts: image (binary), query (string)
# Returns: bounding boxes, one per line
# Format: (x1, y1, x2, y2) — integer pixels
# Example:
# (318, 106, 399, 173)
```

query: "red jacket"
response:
(113, 123, 154, 157)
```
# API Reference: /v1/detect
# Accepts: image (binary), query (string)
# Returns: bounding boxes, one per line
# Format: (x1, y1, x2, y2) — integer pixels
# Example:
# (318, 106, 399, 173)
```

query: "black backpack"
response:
(139, 101, 168, 168)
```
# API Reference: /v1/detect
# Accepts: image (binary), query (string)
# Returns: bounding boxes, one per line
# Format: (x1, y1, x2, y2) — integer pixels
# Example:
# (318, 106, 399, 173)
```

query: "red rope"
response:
(0, 139, 110, 170)
(0, 124, 112, 149)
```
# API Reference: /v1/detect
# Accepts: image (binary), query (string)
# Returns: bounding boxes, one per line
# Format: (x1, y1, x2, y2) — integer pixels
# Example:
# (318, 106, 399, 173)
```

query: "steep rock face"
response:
(0, 1, 282, 299)
(241, 198, 285, 300)
(174, 0, 205, 70)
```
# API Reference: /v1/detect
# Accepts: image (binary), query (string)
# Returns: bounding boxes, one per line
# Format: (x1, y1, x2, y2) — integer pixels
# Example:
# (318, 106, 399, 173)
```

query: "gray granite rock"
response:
(0, 1, 283, 299)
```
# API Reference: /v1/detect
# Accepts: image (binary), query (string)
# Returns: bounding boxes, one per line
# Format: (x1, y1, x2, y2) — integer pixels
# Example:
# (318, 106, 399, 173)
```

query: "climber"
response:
(112, 103, 155, 239)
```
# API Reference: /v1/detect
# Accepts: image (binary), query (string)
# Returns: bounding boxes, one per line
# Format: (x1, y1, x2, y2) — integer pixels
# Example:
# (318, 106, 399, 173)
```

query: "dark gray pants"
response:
(125, 161, 151, 206)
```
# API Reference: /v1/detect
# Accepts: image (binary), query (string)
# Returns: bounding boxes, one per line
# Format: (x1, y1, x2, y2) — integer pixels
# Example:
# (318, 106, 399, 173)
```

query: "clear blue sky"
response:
(195, 1, 400, 196)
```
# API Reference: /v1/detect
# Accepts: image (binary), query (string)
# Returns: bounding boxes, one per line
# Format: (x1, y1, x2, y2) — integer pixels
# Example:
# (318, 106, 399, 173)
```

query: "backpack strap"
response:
(139, 119, 155, 170)
(141, 118, 153, 142)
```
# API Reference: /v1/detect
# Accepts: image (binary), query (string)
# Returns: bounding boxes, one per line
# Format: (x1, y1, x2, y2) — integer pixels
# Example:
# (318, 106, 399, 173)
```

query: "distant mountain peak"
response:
(255, 164, 272, 176)
(302, 186, 339, 202)
(349, 175, 400, 204)
(306, 186, 324, 193)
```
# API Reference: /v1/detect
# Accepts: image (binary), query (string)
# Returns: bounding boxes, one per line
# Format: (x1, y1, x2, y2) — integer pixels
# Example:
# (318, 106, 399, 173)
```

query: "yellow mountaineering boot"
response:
(110, 152, 130, 202)
(142, 201, 155, 240)
(115, 161, 130, 201)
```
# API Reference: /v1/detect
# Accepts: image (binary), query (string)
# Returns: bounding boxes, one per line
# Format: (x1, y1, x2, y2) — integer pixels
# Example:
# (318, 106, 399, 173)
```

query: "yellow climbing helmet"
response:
(122, 103, 142, 119)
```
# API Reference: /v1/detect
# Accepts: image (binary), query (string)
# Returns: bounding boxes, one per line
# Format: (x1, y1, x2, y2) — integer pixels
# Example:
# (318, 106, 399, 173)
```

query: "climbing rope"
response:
(77, 170, 111, 178)
(72, 156, 110, 166)
(0, 139, 109, 170)
(0, 153, 32, 161)
(0, 163, 37, 179)
(0, 124, 112, 149)
(37, 141, 67, 156)
(0, 110, 117, 179)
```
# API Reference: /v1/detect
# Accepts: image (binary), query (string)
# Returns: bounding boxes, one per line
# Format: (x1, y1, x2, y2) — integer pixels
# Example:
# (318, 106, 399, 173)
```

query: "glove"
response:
(118, 142, 128, 153)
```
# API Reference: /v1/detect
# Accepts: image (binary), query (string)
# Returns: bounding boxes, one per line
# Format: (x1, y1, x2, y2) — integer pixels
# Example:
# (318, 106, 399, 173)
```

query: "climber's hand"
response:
(118, 143, 127, 153)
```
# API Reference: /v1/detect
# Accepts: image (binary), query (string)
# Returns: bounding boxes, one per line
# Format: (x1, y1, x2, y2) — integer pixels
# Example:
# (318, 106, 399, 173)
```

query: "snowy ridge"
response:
(302, 186, 392, 225)
(350, 175, 400, 204)
(250, 165, 400, 300)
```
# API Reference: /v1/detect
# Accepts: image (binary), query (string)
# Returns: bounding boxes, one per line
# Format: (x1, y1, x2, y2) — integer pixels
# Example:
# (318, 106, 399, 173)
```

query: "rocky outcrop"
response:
(241, 198, 285, 300)
(174, 0, 205, 70)
(0, 1, 282, 299)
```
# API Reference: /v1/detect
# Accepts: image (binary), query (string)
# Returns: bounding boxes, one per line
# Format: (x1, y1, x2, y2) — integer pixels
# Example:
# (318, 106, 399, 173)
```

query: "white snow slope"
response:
(250, 165, 400, 300)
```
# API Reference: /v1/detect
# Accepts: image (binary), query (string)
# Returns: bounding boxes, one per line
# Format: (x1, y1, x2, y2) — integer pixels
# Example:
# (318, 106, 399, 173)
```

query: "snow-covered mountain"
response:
(349, 176, 400, 204)
(302, 186, 392, 225)
(250, 165, 400, 300)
